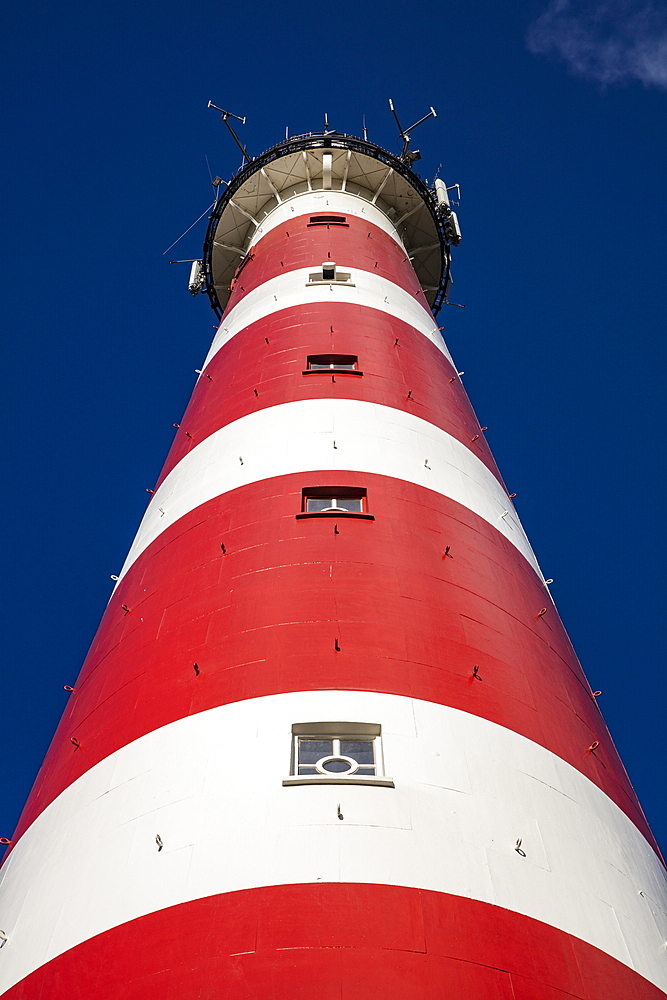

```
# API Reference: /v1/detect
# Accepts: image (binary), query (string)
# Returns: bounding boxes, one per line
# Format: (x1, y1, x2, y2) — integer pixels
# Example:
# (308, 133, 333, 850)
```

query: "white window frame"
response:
(283, 722, 394, 787)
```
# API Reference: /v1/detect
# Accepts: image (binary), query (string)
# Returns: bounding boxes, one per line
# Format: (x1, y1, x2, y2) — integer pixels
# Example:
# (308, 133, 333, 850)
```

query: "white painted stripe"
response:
(247, 189, 407, 248)
(202, 266, 454, 372)
(119, 399, 537, 583)
(1, 692, 665, 993)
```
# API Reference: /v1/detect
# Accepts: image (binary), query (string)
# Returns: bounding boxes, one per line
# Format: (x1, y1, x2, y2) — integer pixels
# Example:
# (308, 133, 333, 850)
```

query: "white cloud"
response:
(527, 0, 667, 89)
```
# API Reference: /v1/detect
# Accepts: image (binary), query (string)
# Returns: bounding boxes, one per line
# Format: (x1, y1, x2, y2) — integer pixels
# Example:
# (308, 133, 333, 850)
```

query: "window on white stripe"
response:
(297, 736, 377, 776)
(293, 723, 382, 776)
(308, 261, 352, 283)
(284, 723, 394, 787)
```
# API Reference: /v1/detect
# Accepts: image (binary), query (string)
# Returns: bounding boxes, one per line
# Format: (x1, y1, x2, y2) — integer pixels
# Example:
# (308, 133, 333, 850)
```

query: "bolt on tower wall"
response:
(1, 132, 666, 1000)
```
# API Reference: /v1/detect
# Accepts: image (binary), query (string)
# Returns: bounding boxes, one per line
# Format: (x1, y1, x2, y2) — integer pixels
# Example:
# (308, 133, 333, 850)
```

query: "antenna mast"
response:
(388, 98, 437, 163)
(208, 101, 251, 163)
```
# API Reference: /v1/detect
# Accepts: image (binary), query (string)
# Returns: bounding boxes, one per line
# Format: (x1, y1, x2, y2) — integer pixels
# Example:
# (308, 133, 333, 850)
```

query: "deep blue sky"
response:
(2, 0, 665, 850)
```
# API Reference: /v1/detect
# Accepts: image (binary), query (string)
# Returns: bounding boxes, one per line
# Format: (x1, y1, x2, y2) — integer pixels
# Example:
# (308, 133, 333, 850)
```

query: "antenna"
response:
(208, 101, 251, 163)
(388, 99, 437, 164)
(362, 115, 368, 141)
(324, 112, 331, 134)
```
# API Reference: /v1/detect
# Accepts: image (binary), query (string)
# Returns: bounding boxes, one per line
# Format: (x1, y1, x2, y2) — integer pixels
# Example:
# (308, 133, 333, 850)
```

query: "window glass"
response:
(334, 498, 363, 512)
(322, 759, 352, 773)
(307, 354, 358, 371)
(305, 497, 363, 513)
(309, 362, 356, 370)
(296, 734, 379, 777)
(341, 740, 374, 763)
(305, 498, 333, 512)
(299, 739, 333, 763)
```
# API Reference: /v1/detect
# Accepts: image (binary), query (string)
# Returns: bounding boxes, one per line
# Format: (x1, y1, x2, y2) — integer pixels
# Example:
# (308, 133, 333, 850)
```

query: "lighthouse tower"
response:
(1, 125, 666, 1000)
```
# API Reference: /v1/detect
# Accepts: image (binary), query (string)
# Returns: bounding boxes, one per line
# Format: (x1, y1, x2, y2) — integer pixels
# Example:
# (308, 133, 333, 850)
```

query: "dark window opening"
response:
(307, 263, 352, 284)
(308, 215, 349, 227)
(307, 354, 358, 371)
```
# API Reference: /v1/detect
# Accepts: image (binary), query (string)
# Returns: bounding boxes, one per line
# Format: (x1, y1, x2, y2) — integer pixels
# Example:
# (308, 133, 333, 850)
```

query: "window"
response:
(298, 737, 376, 775)
(306, 354, 359, 372)
(307, 262, 353, 285)
(306, 496, 363, 513)
(308, 215, 349, 227)
(296, 487, 374, 520)
(283, 722, 394, 786)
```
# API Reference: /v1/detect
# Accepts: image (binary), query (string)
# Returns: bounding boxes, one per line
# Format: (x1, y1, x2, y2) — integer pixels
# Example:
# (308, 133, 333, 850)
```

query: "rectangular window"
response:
(297, 737, 376, 775)
(297, 487, 374, 520)
(305, 496, 363, 513)
(307, 262, 353, 284)
(308, 215, 349, 227)
(307, 354, 358, 371)
(283, 722, 394, 786)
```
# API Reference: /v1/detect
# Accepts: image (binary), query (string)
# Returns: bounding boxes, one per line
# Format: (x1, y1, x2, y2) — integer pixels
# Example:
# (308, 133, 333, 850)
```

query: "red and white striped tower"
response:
(1, 129, 666, 1000)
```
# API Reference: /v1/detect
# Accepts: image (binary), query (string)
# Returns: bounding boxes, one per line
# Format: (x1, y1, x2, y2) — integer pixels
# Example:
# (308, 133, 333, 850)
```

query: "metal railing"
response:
(202, 132, 455, 318)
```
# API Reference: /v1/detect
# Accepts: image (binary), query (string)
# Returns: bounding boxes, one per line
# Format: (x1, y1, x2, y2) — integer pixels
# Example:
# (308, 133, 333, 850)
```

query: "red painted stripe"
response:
(2, 884, 664, 999)
(224, 212, 431, 316)
(7, 473, 655, 855)
(157, 304, 503, 488)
